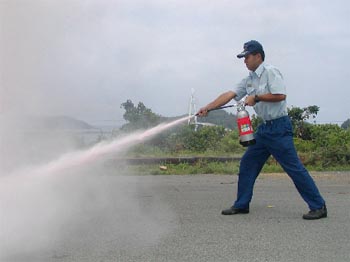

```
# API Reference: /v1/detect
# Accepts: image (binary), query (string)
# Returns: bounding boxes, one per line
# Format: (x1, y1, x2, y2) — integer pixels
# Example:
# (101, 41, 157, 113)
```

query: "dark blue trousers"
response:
(233, 116, 325, 210)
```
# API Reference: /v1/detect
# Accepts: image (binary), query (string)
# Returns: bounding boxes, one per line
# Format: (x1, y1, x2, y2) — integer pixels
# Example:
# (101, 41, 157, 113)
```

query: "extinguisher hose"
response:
(195, 104, 238, 116)
(208, 104, 236, 111)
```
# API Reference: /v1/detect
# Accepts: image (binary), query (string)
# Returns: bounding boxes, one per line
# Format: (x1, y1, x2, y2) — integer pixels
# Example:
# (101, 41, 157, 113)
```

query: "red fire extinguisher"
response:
(236, 103, 256, 147)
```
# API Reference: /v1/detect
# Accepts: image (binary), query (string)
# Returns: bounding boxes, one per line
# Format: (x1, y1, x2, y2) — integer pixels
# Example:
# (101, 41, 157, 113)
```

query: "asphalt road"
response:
(2, 171, 349, 262)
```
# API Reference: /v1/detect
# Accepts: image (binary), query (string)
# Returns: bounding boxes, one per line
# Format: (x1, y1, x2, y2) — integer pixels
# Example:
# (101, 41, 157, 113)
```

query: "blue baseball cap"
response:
(237, 40, 264, 59)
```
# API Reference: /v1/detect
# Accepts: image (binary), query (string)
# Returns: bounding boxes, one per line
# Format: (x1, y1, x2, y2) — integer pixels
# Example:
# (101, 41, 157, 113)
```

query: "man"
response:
(197, 40, 327, 220)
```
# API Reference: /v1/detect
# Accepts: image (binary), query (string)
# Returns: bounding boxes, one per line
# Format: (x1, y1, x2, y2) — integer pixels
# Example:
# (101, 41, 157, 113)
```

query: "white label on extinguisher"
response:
(241, 124, 251, 133)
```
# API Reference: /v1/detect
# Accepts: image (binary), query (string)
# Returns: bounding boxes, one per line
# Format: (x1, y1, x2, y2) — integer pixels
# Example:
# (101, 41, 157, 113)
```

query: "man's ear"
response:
(257, 53, 263, 61)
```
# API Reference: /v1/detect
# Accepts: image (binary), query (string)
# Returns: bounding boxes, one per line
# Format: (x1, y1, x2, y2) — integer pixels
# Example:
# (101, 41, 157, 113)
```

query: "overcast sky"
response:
(1, 0, 349, 126)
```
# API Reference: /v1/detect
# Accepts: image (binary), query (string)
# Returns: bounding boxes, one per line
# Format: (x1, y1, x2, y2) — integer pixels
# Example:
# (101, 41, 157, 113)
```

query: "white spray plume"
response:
(6, 115, 190, 178)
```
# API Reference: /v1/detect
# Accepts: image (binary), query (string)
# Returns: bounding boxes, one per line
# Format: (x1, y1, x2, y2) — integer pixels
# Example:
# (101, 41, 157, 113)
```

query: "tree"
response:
(288, 105, 319, 123)
(120, 99, 161, 131)
(288, 105, 319, 139)
(251, 114, 263, 131)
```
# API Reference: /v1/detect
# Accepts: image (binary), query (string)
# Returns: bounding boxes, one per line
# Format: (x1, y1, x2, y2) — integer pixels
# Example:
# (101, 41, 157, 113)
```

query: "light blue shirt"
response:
(233, 62, 288, 121)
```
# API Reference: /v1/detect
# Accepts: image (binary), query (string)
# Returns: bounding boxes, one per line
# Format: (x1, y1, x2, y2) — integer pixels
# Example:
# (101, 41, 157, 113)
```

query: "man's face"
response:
(244, 53, 262, 71)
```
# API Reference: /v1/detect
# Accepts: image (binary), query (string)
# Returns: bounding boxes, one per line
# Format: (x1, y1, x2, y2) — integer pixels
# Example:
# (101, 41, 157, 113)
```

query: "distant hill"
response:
(2, 115, 97, 130)
(39, 116, 96, 130)
(341, 119, 350, 129)
(198, 109, 237, 129)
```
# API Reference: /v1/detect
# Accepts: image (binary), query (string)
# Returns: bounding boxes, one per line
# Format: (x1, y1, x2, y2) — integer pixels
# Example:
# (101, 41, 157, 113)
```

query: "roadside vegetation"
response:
(115, 100, 350, 174)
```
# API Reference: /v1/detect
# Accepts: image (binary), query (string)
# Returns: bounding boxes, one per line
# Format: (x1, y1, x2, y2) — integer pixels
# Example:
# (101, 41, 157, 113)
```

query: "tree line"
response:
(117, 99, 350, 168)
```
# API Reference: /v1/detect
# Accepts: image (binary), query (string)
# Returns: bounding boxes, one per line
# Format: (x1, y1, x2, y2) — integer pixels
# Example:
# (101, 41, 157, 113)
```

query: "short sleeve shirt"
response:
(233, 62, 288, 121)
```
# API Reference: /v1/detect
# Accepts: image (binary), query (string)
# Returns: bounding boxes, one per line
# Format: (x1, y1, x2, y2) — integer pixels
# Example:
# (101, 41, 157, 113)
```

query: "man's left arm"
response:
(245, 93, 286, 106)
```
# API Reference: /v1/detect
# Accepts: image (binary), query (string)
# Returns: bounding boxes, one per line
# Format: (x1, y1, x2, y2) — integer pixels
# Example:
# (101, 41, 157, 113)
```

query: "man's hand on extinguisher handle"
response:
(196, 107, 209, 117)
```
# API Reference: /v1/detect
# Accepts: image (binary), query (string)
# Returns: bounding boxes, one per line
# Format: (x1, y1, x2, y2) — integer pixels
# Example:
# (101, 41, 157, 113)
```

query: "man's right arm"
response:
(197, 91, 236, 116)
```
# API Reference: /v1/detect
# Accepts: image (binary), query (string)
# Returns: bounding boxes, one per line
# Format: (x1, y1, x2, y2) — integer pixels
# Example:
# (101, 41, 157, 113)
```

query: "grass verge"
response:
(115, 160, 350, 175)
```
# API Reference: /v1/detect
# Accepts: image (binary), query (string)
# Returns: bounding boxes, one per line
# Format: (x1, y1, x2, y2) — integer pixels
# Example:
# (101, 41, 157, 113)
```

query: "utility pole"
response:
(188, 88, 198, 131)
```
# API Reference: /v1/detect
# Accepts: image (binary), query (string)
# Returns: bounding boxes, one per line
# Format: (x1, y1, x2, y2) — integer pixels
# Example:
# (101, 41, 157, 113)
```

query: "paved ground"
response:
(1, 171, 349, 262)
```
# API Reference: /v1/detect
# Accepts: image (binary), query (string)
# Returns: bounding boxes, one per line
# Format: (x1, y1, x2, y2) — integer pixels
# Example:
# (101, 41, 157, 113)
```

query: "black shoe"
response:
(302, 205, 327, 220)
(221, 206, 249, 215)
